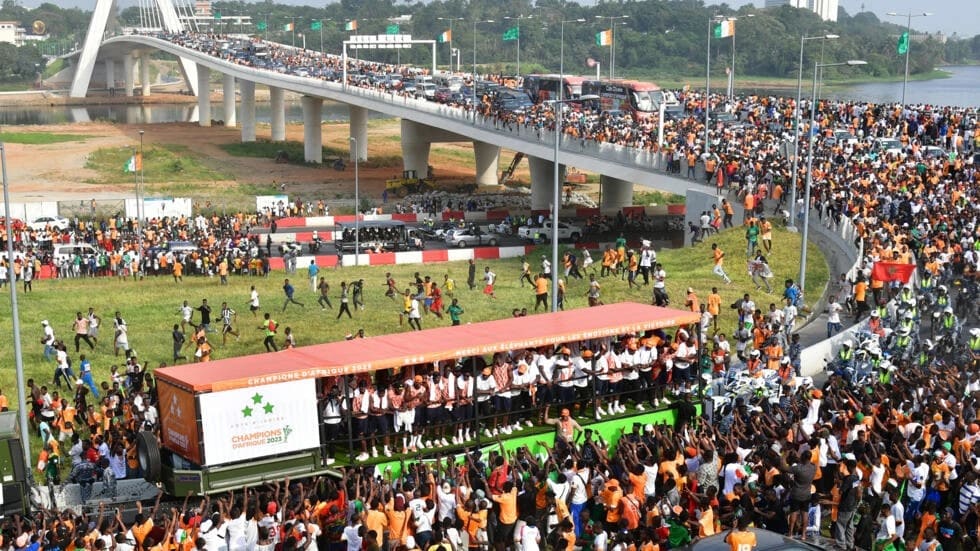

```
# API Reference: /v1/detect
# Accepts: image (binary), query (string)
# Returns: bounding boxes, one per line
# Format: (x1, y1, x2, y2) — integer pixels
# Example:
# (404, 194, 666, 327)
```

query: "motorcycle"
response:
(309, 237, 323, 253)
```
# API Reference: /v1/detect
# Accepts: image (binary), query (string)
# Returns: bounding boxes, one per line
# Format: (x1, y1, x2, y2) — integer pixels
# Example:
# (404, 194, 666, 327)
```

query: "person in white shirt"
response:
(514, 517, 541, 551)
(874, 504, 897, 550)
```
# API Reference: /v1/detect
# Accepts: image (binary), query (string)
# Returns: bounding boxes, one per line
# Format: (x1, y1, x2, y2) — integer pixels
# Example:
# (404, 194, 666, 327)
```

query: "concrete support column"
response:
(528, 156, 564, 211)
(222, 73, 237, 127)
(348, 105, 368, 161)
(599, 175, 634, 210)
(301, 95, 323, 164)
(269, 86, 285, 142)
(104, 58, 115, 90)
(239, 80, 256, 142)
(122, 55, 134, 97)
(473, 141, 501, 187)
(140, 52, 152, 96)
(196, 64, 211, 127)
(401, 119, 432, 177)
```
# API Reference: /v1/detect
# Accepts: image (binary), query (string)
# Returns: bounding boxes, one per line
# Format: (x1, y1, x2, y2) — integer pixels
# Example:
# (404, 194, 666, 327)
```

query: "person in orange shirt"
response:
(685, 288, 700, 312)
(491, 481, 519, 547)
(725, 516, 756, 550)
(600, 478, 624, 526)
(711, 243, 733, 284)
(707, 287, 722, 331)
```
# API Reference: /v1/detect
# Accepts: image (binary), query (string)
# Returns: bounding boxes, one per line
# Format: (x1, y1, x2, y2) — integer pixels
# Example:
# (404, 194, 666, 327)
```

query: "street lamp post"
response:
(558, 18, 586, 104)
(728, 14, 753, 99)
(0, 143, 32, 471)
(546, 95, 599, 312)
(595, 15, 628, 79)
(316, 19, 332, 53)
(504, 15, 532, 76)
(886, 11, 932, 106)
(471, 19, 495, 117)
(349, 136, 359, 266)
(788, 33, 839, 231)
(704, 15, 726, 164)
(137, 130, 144, 270)
(799, 60, 867, 296)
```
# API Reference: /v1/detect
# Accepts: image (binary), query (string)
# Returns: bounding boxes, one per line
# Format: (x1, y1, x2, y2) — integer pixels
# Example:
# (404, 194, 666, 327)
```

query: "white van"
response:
(52, 243, 99, 263)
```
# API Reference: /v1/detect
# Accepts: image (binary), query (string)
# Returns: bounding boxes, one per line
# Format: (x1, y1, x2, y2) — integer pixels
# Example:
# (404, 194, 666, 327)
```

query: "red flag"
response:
(871, 262, 915, 283)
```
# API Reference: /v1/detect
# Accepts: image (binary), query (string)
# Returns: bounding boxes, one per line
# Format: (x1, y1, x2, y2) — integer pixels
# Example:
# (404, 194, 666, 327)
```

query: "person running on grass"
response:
(317, 278, 333, 309)
(258, 313, 278, 352)
(711, 243, 733, 284)
(281, 278, 304, 312)
(337, 281, 353, 319)
(220, 302, 240, 345)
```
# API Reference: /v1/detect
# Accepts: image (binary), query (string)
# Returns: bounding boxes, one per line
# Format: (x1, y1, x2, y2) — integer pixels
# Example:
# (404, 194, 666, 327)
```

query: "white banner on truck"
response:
(199, 379, 319, 465)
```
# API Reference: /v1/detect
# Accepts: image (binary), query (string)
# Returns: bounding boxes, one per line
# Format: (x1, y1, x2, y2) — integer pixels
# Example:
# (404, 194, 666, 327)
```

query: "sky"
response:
(18, 0, 980, 38)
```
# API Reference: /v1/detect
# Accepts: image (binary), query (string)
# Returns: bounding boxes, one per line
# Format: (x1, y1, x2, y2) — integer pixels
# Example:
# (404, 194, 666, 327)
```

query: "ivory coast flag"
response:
(283, 22, 294, 32)
(345, 20, 357, 31)
(124, 153, 142, 173)
(438, 29, 452, 43)
(713, 20, 734, 38)
(595, 29, 612, 46)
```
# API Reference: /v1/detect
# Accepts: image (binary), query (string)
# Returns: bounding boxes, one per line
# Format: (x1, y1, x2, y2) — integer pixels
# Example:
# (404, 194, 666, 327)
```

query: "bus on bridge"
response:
(582, 79, 679, 118)
(522, 74, 587, 104)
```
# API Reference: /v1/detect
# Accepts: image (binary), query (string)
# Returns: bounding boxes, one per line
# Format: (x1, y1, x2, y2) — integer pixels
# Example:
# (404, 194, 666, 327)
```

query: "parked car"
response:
(29, 216, 70, 231)
(871, 137, 903, 156)
(148, 240, 198, 257)
(444, 227, 498, 248)
(921, 145, 948, 159)
(516, 221, 583, 242)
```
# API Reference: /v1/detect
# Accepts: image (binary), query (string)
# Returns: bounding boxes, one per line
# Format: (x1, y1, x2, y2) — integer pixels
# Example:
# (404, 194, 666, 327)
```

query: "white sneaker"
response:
(526, 420, 534, 427)
(654, 399, 661, 407)
(636, 403, 646, 411)
(325, 457, 336, 465)
(492, 428, 499, 437)
(355, 452, 369, 461)
(452, 436, 460, 445)
(371, 447, 379, 458)
(465, 430, 472, 440)
(619, 404, 627, 413)
(513, 423, 522, 432)
(485, 428, 494, 438)
(423, 440, 432, 449)
(597, 407, 607, 416)
(440, 438, 449, 447)
(384, 447, 393, 457)
(662, 397, 671, 405)
(502, 426, 511, 435)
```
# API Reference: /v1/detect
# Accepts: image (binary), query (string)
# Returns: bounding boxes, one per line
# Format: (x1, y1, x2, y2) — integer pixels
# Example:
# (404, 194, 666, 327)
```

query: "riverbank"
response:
(0, 90, 199, 107)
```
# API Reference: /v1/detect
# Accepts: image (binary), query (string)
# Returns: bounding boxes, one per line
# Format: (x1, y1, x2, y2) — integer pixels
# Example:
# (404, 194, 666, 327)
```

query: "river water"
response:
(2, 65, 977, 126)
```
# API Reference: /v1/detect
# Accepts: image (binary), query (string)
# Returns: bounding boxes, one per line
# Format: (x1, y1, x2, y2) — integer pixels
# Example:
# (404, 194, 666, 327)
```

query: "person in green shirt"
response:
(448, 298, 464, 326)
(667, 509, 692, 548)
(745, 221, 760, 257)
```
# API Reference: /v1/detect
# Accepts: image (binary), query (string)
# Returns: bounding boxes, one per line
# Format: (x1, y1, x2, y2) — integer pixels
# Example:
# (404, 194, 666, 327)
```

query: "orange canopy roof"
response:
(155, 302, 700, 393)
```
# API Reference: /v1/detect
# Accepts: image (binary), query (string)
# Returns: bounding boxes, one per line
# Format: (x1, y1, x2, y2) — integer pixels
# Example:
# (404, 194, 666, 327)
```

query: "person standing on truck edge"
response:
(309, 259, 320, 293)
(259, 313, 278, 352)
(448, 298, 464, 326)
(282, 278, 304, 312)
(467, 259, 476, 290)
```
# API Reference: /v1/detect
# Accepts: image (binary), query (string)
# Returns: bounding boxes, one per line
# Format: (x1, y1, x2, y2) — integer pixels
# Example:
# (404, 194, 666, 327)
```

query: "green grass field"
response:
(84, 144, 233, 184)
(0, 132, 90, 145)
(0, 226, 825, 397)
(219, 139, 402, 169)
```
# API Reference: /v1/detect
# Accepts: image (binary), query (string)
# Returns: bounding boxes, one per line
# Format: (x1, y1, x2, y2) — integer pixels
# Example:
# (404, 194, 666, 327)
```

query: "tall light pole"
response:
(595, 15, 628, 79)
(137, 130, 144, 270)
(315, 18, 332, 54)
(349, 136, 359, 266)
(799, 60, 867, 296)
(559, 18, 586, 104)
(547, 95, 599, 312)
(503, 14, 532, 76)
(886, 11, 932, 107)
(471, 19, 495, 115)
(0, 143, 32, 471)
(788, 33, 838, 231)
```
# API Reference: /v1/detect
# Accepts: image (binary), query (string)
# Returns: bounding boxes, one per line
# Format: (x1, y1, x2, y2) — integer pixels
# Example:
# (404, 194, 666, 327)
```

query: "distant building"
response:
(194, 1, 213, 17)
(0, 21, 25, 46)
(764, 0, 838, 22)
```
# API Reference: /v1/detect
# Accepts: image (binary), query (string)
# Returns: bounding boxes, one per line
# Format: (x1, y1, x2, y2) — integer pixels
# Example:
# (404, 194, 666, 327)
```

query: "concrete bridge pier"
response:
(302, 96, 323, 164)
(473, 141, 501, 187)
(600, 175, 634, 210)
(239, 80, 256, 142)
(196, 64, 211, 127)
(528, 156, 565, 211)
(222, 74, 237, 127)
(122, 55, 134, 97)
(349, 106, 368, 161)
(104, 58, 115, 91)
(270, 87, 285, 142)
(401, 119, 432, 177)
(140, 52, 151, 96)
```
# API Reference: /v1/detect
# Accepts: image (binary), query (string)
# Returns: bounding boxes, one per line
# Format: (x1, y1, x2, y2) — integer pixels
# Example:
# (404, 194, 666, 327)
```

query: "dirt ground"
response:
(1, 95, 523, 203)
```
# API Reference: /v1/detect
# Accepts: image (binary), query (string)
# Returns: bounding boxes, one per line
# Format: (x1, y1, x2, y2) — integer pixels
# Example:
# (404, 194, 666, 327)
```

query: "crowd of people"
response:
(4, 29, 980, 551)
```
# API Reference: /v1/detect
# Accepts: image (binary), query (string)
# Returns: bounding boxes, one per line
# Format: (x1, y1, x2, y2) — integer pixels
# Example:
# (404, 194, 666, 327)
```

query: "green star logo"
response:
(251, 393, 263, 404)
(263, 402, 275, 414)
(242, 405, 253, 417)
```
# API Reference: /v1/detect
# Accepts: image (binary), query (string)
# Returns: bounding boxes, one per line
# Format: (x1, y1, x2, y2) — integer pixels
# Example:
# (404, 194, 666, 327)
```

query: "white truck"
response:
(517, 221, 583, 242)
